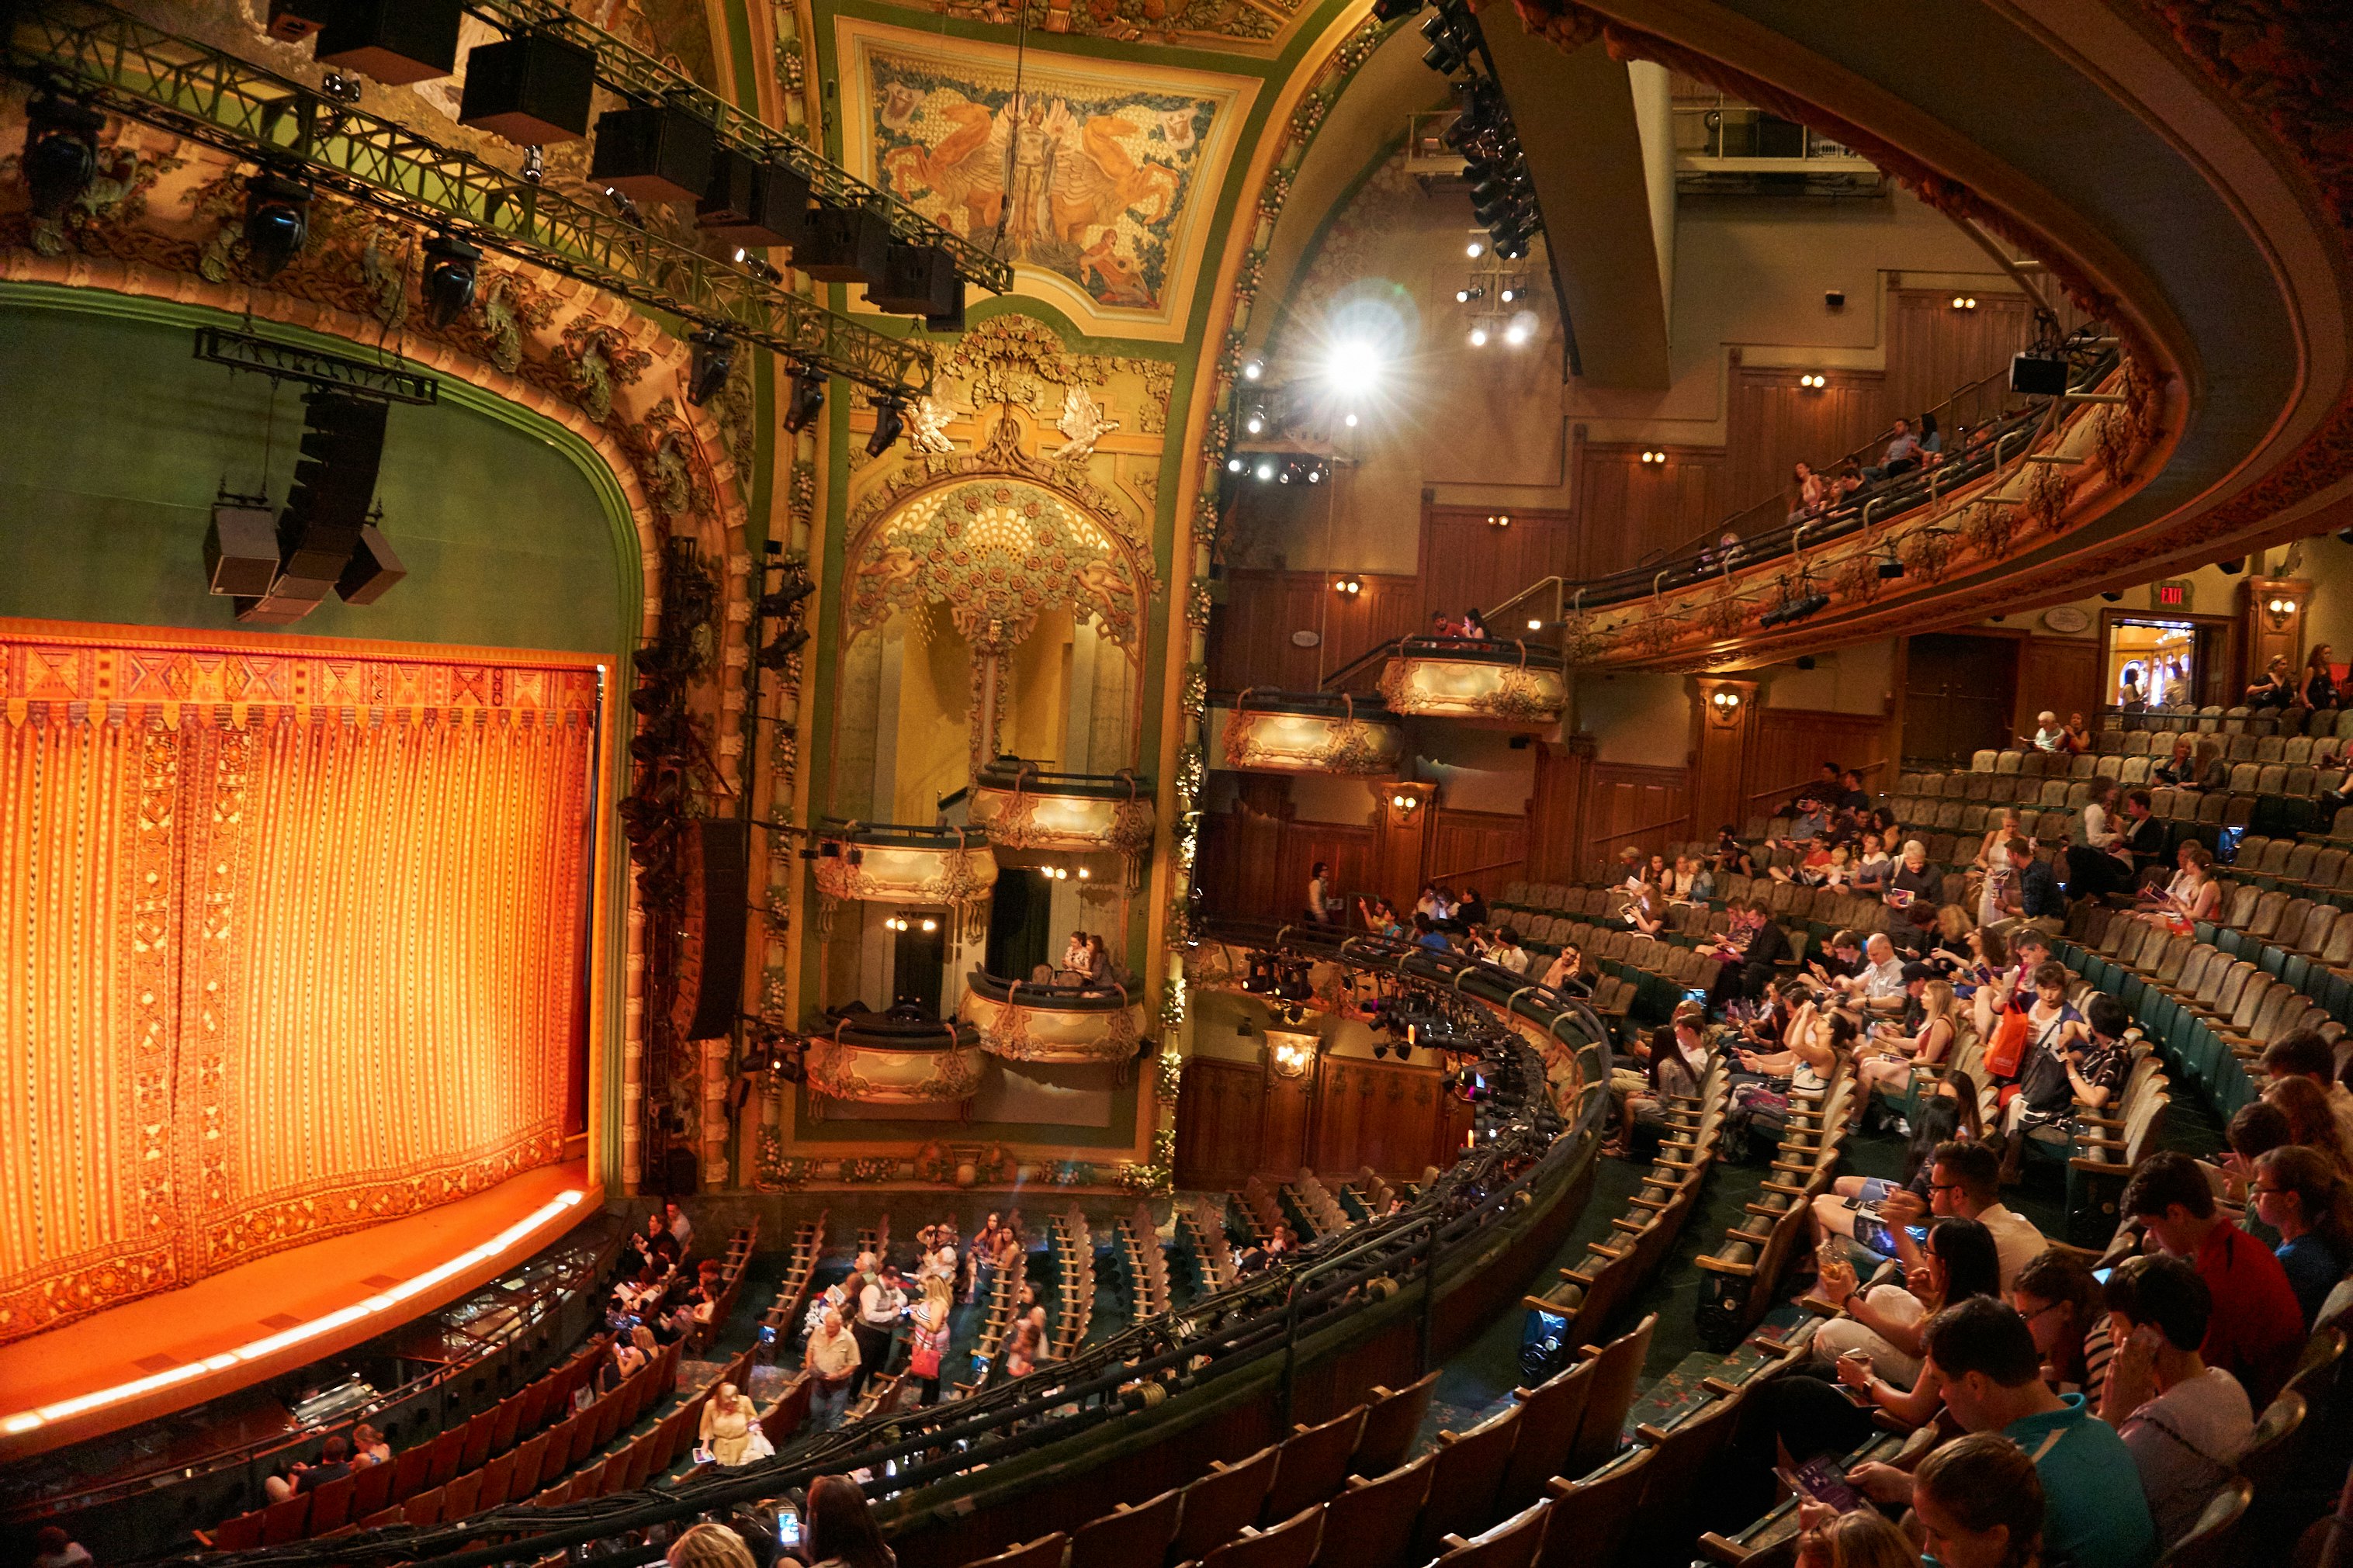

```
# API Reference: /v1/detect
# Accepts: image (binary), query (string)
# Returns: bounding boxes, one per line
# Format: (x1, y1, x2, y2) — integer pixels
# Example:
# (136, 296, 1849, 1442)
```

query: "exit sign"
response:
(2151, 580, 2193, 610)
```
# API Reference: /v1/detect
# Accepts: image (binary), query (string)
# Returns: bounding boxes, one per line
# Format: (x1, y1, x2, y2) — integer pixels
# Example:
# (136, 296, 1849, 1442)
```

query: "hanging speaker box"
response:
(797, 202, 890, 286)
(926, 279, 966, 334)
(335, 524, 407, 605)
(697, 150, 811, 249)
(204, 504, 280, 597)
(315, 0, 463, 85)
(591, 102, 716, 205)
(458, 33, 597, 145)
(867, 242, 955, 316)
(265, 0, 341, 44)
(2010, 351, 2069, 396)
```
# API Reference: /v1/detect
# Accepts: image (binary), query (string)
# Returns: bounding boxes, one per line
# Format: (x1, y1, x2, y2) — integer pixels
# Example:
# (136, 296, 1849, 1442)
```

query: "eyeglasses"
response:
(2018, 1300, 2064, 1323)
(1928, 1182, 1963, 1194)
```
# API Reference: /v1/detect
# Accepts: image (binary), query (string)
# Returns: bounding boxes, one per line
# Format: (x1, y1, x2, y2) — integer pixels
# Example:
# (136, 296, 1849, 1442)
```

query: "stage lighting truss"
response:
(1218, 371, 1352, 489)
(7, 1, 934, 397)
(1415, 13, 1547, 266)
(192, 325, 440, 403)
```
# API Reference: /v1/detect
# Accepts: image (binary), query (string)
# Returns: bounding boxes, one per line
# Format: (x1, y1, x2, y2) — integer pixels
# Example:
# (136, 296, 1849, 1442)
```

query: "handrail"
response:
(1429, 854, 1527, 886)
(1589, 813, 1696, 851)
(179, 928, 1608, 1568)
(1741, 757, 1890, 808)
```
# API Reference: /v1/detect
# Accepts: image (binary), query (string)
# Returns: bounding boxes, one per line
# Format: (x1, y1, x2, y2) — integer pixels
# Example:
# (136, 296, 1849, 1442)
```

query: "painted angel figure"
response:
(906, 395, 958, 454)
(1053, 384, 1120, 459)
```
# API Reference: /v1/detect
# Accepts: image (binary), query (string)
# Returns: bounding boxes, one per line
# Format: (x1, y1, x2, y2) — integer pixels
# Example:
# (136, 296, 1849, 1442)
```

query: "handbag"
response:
(909, 1313, 944, 1378)
(1982, 1005, 2030, 1081)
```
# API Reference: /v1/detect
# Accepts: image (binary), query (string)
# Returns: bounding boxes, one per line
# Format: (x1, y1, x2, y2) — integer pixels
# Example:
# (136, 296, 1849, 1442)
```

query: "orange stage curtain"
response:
(0, 632, 598, 1345)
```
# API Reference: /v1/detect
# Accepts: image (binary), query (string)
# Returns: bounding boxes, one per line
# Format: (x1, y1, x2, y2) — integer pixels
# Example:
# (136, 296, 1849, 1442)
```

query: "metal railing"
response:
(171, 926, 1607, 1568)
(7, 2, 933, 395)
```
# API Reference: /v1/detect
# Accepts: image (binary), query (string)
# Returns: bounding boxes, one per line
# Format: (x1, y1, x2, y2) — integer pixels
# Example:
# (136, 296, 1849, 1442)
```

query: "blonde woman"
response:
(907, 1276, 954, 1406)
(1857, 979, 1957, 1099)
(1971, 808, 2024, 926)
(698, 1380, 755, 1466)
(2140, 841, 2220, 933)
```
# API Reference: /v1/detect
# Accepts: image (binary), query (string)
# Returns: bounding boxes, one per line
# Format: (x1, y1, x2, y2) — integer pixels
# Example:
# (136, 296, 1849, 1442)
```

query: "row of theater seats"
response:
(759, 1212, 830, 1344)
(2099, 703, 2353, 739)
(1182, 1197, 1239, 1293)
(1120, 1204, 1174, 1326)
(1524, 1059, 1733, 1357)
(1693, 1064, 1857, 1349)
(957, 1313, 1666, 1568)
(1049, 1208, 1098, 1360)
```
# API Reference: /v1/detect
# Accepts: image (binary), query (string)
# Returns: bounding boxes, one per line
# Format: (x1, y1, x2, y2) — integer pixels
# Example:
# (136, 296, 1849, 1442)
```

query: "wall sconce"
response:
(2265, 594, 2299, 629)
(1265, 1029, 1319, 1079)
(1043, 866, 1071, 881)
(1949, 295, 1978, 310)
(1639, 449, 1667, 465)
(1707, 687, 1745, 726)
(1334, 576, 1362, 597)
(1487, 513, 1511, 528)
(1390, 791, 1423, 815)
(1798, 373, 1826, 389)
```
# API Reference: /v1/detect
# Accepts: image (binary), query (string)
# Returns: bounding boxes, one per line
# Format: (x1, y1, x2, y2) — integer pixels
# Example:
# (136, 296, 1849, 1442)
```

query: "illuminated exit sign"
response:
(2151, 580, 2193, 611)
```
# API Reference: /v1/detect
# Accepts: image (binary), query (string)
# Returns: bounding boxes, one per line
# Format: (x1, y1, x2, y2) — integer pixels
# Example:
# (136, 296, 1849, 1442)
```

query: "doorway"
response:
(1903, 633, 2021, 766)
(891, 917, 948, 1015)
(984, 869, 1052, 981)
(2100, 613, 2233, 709)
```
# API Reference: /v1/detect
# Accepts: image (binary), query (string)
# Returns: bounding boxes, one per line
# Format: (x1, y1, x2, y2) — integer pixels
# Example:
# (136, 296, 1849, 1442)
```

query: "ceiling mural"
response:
(837, 19, 1256, 340)
(875, 0, 1316, 55)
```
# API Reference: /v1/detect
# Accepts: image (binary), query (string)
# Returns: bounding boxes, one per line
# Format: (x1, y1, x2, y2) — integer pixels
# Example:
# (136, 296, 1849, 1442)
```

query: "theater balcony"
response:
(1213, 690, 1405, 775)
(810, 820, 999, 937)
(966, 760, 1156, 886)
(804, 1012, 986, 1106)
(1370, 636, 1570, 727)
(958, 971, 1149, 1067)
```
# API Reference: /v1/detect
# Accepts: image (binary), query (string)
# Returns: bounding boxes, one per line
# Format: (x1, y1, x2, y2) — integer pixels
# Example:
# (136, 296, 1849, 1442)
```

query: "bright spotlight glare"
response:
(1246, 415, 1264, 434)
(1242, 358, 1263, 380)
(1344, 412, 1359, 427)
(1255, 461, 1275, 480)
(1325, 337, 1382, 388)
(1504, 322, 1531, 347)
(1465, 240, 1484, 258)
(1227, 456, 1244, 472)
(1468, 326, 1488, 347)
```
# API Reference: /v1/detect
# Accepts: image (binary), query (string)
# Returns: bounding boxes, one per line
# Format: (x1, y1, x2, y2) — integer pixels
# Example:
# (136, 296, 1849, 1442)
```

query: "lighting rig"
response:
(1218, 352, 1370, 497)
(1375, 0, 1544, 263)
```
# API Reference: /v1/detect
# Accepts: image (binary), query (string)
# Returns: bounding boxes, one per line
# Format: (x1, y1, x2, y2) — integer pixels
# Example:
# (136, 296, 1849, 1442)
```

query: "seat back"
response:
(967, 1536, 1069, 1568)
(1263, 1406, 1369, 1524)
(1565, 1314, 1655, 1475)
(1309, 1456, 1433, 1568)
(1206, 1504, 1326, 1568)
(1352, 1370, 1439, 1478)
(1069, 1486, 1182, 1568)
(1176, 1446, 1279, 1566)
(2160, 1476, 2253, 1568)
(1412, 1403, 1522, 1559)
(1624, 1397, 1742, 1562)
(1427, 1501, 1550, 1568)
(442, 1468, 483, 1522)
(258, 1492, 310, 1546)
(306, 1472, 356, 1533)
(348, 1455, 394, 1519)
(388, 1442, 433, 1503)
(1533, 1447, 1653, 1568)
(1499, 1356, 1594, 1511)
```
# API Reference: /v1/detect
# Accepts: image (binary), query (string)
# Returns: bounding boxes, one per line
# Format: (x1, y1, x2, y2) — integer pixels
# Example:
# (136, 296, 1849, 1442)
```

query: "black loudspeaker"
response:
(458, 32, 597, 145)
(684, 820, 750, 1040)
(591, 102, 716, 205)
(282, 390, 387, 577)
(868, 242, 955, 316)
(925, 277, 966, 334)
(335, 524, 407, 604)
(797, 202, 889, 286)
(2011, 351, 2070, 396)
(265, 0, 341, 44)
(316, 0, 463, 85)
(698, 149, 812, 251)
(204, 503, 280, 597)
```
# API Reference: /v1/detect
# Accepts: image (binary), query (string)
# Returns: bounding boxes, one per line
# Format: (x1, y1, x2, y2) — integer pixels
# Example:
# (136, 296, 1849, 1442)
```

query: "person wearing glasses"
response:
(1872, 1139, 2046, 1290)
(2251, 1144, 2353, 1327)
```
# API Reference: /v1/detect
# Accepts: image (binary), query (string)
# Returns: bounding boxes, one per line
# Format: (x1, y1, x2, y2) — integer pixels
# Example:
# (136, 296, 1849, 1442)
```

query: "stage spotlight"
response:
(1465, 238, 1484, 258)
(687, 328, 734, 405)
(783, 369, 826, 433)
(1324, 337, 1382, 389)
(1344, 412, 1359, 427)
(23, 92, 105, 220)
(757, 625, 810, 670)
(1242, 358, 1264, 381)
(1245, 410, 1266, 435)
(420, 231, 480, 327)
(1468, 324, 1489, 348)
(1420, 11, 1472, 73)
(867, 396, 906, 456)
(1503, 313, 1534, 347)
(758, 578, 814, 617)
(1307, 466, 1322, 483)
(243, 170, 314, 279)
(1227, 456, 1245, 473)
(1254, 460, 1275, 481)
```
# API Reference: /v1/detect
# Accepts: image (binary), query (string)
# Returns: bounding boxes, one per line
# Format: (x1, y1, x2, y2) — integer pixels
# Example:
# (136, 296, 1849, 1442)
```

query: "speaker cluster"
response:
(203, 389, 404, 625)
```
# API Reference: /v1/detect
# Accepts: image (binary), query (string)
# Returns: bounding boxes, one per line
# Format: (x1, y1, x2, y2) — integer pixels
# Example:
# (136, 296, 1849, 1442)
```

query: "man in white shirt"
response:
(2097, 1255, 2254, 1546)
(664, 1199, 693, 1256)
(850, 1264, 906, 1400)
(1491, 928, 1530, 974)
(1877, 1140, 2046, 1288)
(1832, 933, 1908, 1018)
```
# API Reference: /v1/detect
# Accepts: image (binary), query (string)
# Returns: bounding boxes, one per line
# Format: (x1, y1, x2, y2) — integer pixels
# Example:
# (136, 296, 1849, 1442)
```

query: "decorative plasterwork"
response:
(968, 774, 1156, 885)
(837, 17, 1257, 338)
(884, 0, 1319, 56)
(1217, 702, 1405, 774)
(804, 1034, 985, 1103)
(811, 838, 999, 939)
(1377, 652, 1568, 726)
(959, 985, 1147, 1064)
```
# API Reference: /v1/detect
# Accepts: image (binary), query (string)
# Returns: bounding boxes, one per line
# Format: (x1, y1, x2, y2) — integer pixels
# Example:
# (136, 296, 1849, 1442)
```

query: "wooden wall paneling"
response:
(1573, 441, 1726, 580)
(1175, 1057, 1267, 1189)
(1327, 574, 1426, 692)
(1883, 289, 2036, 431)
(1690, 678, 1759, 842)
(1374, 783, 1436, 918)
(1738, 706, 1890, 825)
(1523, 738, 1592, 884)
(2012, 638, 2104, 737)
(1426, 807, 1527, 893)
(1209, 570, 1423, 694)
(1584, 763, 1693, 877)
(1259, 1068, 1315, 1177)
(1724, 357, 1889, 521)
(1434, 1080, 1474, 1172)
(1419, 505, 1576, 625)
(1274, 821, 1377, 924)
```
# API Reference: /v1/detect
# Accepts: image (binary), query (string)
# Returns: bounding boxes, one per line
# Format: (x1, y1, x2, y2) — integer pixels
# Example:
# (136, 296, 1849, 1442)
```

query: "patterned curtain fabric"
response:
(0, 633, 598, 1345)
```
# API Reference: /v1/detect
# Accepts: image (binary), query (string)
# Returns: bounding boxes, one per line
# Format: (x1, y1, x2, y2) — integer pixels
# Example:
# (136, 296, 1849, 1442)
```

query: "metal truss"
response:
(461, 0, 1013, 296)
(193, 324, 441, 402)
(7, 2, 934, 396)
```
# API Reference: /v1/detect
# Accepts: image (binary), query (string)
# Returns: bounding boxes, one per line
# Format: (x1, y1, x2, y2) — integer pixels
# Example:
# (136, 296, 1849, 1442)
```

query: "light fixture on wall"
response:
(1707, 687, 1744, 724)
(2265, 594, 2299, 629)
(1265, 1030, 1319, 1079)
(1639, 449, 1666, 465)
(1798, 372, 1826, 389)
(1949, 295, 1979, 310)
(885, 913, 910, 932)
(1487, 512, 1511, 528)
(1390, 791, 1423, 815)
(1334, 576, 1362, 596)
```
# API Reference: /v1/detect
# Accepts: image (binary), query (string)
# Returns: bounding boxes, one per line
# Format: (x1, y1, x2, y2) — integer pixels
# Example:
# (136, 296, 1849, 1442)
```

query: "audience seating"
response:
(1119, 1202, 1175, 1327)
(1350, 1369, 1440, 1478)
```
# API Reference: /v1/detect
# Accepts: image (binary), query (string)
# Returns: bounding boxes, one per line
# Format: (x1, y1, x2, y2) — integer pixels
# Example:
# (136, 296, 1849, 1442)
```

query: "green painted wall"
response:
(0, 286, 630, 654)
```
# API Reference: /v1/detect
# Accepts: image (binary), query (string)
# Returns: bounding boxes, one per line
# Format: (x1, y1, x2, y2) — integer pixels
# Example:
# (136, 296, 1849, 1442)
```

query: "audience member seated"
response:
(2139, 841, 2220, 932)
(1540, 941, 1592, 995)
(2251, 1145, 2353, 1327)
(2063, 712, 2093, 753)
(1610, 1010, 1708, 1157)
(2024, 710, 2067, 753)
(1814, 1215, 2002, 1395)
(30, 1530, 92, 1568)
(1989, 839, 2065, 938)
(2120, 1152, 2305, 1405)
(2012, 1248, 2115, 1404)
(631, 1211, 681, 1273)
(1626, 880, 1670, 936)
(1862, 417, 1923, 481)
(1826, 933, 1910, 1018)
(799, 1472, 898, 1568)
(1849, 832, 1893, 895)
(2303, 643, 2337, 710)
(1790, 459, 1828, 518)
(2064, 779, 2154, 901)
(2096, 1255, 2254, 1548)
(1884, 843, 1943, 950)
(350, 1422, 392, 1467)
(671, 1524, 758, 1568)
(1845, 1298, 2157, 1568)
(1811, 1090, 1977, 1260)
(1456, 885, 1489, 927)
(1856, 977, 1959, 1101)
(1883, 1141, 2046, 1288)
(1908, 1432, 2049, 1568)
(1487, 926, 1530, 974)
(2267, 1075, 2353, 1175)
(2151, 735, 2199, 787)
(1997, 992, 2129, 1186)
(2259, 1031, 2353, 1151)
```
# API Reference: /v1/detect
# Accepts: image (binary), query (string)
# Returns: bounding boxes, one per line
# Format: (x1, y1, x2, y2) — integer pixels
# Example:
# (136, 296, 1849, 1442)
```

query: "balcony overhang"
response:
(1377, 639, 1570, 727)
(959, 972, 1149, 1066)
(1215, 692, 1405, 775)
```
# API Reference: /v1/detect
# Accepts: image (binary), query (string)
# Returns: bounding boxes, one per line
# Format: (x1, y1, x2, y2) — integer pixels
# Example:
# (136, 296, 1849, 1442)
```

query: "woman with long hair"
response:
(906, 1276, 954, 1405)
(803, 1474, 897, 1568)
(668, 1522, 759, 1568)
(1795, 1508, 1919, 1568)
(1818, 1217, 2002, 1397)
(2254, 1144, 2353, 1326)
(2140, 841, 2220, 933)
(1626, 880, 1669, 936)
(1912, 1433, 2046, 1568)
(2305, 644, 2338, 711)
(2012, 1248, 2115, 1402)
(698, 1382, 755, 1467)
(2266, 1075, 2353, 1172)
(1856, 978, 1958, 1099)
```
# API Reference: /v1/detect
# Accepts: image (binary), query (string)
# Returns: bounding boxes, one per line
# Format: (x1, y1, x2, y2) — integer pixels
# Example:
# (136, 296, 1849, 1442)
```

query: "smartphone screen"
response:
(2092, 1266, 2114, 1284)
(776, 1504, 804, 1549)
(1789, 1456, 1865, 1513)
